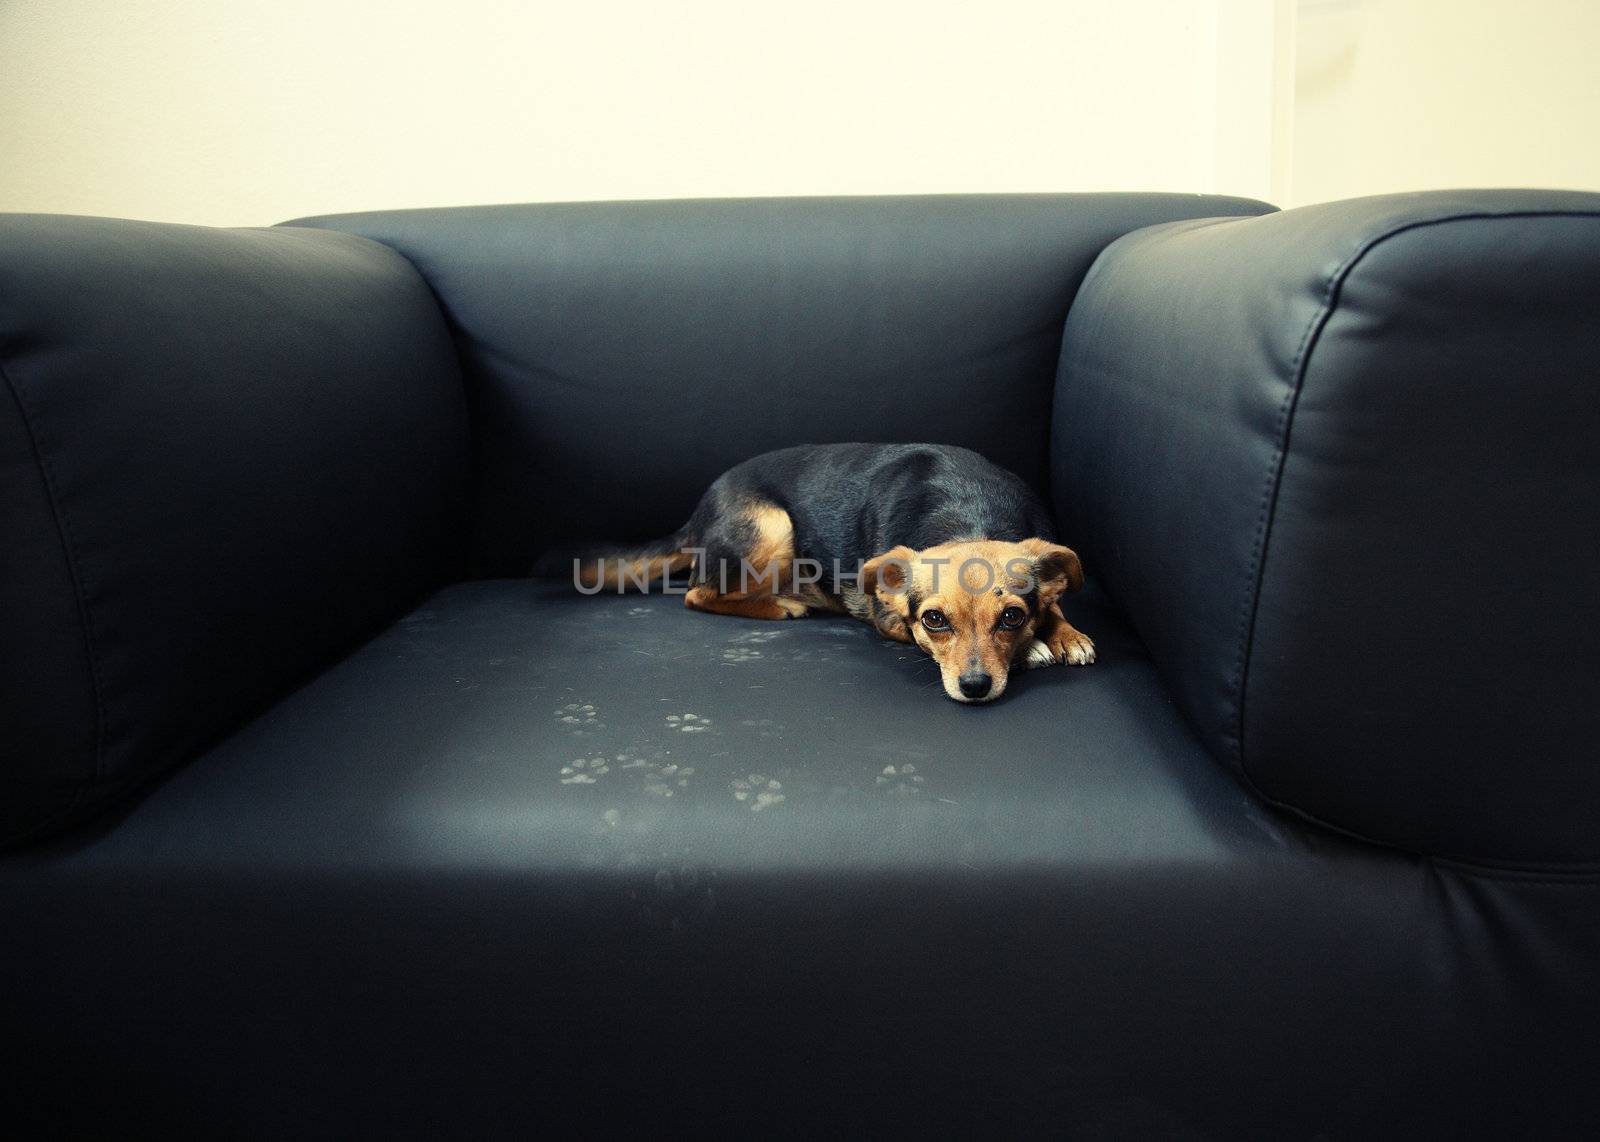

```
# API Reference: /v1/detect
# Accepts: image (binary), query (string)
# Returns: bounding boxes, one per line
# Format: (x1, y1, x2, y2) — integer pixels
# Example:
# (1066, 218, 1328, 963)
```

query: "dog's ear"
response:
(1020, 538, 1084, 603)
(861, 545, 918, 600)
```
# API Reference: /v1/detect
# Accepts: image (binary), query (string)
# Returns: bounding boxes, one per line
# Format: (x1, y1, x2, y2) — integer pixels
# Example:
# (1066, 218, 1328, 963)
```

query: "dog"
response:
(560, 443, 1095, 703)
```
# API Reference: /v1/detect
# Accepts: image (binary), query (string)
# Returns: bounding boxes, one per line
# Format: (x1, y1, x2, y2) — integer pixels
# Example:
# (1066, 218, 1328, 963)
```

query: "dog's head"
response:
(861, 538, 1083, 703)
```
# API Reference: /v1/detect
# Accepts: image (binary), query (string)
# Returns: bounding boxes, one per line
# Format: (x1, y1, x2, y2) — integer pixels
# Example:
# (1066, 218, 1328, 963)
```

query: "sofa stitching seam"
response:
(0, 354, 108, 784)
(1227, 234, 1357, 767)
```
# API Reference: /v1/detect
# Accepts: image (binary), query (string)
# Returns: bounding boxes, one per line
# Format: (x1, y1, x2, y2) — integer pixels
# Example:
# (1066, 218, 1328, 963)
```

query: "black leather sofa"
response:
(3, 190, 1597, 1139)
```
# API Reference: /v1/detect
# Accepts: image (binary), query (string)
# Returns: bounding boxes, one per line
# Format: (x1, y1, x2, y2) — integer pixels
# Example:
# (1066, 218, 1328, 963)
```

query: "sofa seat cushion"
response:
(62, 579, 1281, 872)
(5, 582, 1598, 1136)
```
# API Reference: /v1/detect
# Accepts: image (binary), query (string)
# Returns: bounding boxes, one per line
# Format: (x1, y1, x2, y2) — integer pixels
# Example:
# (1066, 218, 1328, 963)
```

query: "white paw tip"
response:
(1023, 639, 1057, 669)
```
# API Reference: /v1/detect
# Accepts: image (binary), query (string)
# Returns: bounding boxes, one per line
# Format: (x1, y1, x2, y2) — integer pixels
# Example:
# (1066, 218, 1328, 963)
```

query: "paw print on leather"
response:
(732, 774, 785, 811)
(665, 713, 712, 733)
(559, 756, 610, 784)
(555, 703, 602, 735)
(877, 764, 925, 795)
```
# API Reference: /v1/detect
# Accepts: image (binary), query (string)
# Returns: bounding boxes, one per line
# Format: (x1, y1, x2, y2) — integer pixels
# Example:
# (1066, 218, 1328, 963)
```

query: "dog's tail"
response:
(532, 531, 696, 593)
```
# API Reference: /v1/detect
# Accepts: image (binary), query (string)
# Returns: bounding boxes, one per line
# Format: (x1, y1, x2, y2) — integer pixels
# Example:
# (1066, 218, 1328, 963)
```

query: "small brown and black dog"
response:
(563, 443, 1094, 703)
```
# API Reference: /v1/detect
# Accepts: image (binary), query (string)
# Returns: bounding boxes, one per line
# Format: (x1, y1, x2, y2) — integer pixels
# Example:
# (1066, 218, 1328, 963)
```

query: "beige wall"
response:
(1291, 0, 1600, 205)
(5, 1, 1596, 225)
(0, 1, 1231, 227)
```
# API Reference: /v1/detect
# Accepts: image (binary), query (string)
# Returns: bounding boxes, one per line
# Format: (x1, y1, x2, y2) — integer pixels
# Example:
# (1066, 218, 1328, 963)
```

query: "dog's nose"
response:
(958, 671, 993, 700)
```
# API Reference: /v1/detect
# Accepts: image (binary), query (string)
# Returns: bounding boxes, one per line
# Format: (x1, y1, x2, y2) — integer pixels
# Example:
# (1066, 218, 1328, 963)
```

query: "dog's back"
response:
(705, 443, 1056, 569)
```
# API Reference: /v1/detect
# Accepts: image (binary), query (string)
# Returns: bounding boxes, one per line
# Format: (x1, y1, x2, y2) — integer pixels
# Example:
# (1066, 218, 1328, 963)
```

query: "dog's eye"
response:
(920, 609, 949, 631)
(999, 606, 1026, 629)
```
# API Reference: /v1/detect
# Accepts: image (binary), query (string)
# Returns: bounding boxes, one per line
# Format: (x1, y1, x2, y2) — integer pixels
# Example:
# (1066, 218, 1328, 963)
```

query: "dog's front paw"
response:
(1022, 638, 1058, 669)
(1025, 627, 1096, 668)
(1052, 627, 1096, 666)
(774, 596, 809, 619)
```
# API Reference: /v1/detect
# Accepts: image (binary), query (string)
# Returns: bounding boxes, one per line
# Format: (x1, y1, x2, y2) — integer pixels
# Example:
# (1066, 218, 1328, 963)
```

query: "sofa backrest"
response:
(286, 194, 1275, 575)
(0, 215, 468, 847)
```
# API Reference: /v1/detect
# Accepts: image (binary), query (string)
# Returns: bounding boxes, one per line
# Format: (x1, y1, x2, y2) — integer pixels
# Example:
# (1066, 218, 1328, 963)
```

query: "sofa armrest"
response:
(0, 215, 468, 847)
(1051, 190, 1600, 868)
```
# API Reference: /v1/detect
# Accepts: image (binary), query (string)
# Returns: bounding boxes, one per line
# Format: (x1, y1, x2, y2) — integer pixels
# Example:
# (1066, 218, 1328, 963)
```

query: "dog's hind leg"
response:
(684, 500, 809, 620)
(685, 586, 808, 620)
